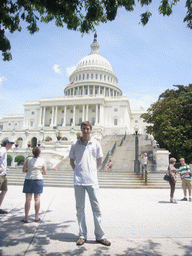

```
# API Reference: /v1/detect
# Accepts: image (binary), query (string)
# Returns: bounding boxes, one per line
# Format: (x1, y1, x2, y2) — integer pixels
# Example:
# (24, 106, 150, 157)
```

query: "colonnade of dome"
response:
(64, 34, 122, 98)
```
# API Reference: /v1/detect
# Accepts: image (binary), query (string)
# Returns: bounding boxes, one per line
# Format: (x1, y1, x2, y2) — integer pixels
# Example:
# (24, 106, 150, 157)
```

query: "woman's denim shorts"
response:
(23, 179, 43, 194)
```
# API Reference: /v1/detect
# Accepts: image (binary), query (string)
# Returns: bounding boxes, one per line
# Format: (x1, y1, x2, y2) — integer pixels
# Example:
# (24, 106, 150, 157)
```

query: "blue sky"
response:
(0, 1, 191, 119)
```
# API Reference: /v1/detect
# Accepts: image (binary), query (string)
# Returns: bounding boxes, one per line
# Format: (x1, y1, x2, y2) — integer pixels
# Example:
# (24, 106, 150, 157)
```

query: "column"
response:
(54, 106, 58, 126)
(42, 107, 46, 127)
(100, 104, 104, 125)
(73, 106, 75, 126)
(93, 85, 95, 97)
(62, 106, 66, 126)
(95, 104, 98, 125)
(82, 86, 84, 96)
(82, 105, 85, 121)
(50, 106, 54, 127)
(38, 107, 43, 127)
(86, 104, 89, 120)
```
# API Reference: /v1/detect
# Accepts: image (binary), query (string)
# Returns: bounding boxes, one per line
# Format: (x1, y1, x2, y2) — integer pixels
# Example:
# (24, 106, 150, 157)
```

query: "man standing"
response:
(0, 139, 14, 214)
(69, 121, 111, 246)
(179, 158, 191, 201)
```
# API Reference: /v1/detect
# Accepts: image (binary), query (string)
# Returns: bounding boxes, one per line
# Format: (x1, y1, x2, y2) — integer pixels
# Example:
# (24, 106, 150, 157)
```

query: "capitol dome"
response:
(64, 34, 122, 97)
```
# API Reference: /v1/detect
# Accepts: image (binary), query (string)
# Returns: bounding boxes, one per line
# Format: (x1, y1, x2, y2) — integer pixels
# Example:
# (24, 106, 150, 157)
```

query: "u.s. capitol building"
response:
(0, 34, 148, 149)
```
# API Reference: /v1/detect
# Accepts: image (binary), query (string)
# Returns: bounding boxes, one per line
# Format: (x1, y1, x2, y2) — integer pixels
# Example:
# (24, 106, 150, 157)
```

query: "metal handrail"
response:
(119, 132, 126, 146)
(100, 140, 116, 172)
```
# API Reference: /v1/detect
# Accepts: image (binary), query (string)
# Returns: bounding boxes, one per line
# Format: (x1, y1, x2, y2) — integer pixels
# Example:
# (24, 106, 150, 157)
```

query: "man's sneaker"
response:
(181, 197, 187, 201)
(76, 238, 86, 246)
(96, 239, 111, 246)
(189, 198, 192, 202)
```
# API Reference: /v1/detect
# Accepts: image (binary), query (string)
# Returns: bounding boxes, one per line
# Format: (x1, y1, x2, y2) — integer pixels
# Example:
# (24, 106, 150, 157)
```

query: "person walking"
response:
(22, 147, 47, 223)
(179, 158, 191, 201)
(168, 158, 177, 203)
(0, 139, 14, 214)
(69, 121, 111, 246)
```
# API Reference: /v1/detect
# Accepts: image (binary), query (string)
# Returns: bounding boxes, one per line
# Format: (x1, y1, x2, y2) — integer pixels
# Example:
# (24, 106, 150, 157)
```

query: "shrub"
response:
(7, 155, 12, 166)
(14, 155, 25, 166)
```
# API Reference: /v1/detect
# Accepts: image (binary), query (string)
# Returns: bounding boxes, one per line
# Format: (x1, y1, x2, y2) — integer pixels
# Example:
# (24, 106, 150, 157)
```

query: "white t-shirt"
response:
(25, 157, 45, 180)
(69, 138, 103, 186)
(0, 147, 7, 176)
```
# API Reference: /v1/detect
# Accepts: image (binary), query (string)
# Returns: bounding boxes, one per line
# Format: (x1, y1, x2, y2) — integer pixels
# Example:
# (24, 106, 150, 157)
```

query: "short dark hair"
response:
(32, 147, 41, 158)
(81, 121, 92, 130)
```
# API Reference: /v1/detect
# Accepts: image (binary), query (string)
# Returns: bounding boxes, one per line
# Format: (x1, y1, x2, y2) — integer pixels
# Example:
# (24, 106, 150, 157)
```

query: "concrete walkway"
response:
(1, 186, 192, 256)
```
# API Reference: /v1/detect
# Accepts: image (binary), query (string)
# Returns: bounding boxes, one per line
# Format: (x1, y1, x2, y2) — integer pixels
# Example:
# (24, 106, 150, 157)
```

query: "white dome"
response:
(76, 54, 114, 73)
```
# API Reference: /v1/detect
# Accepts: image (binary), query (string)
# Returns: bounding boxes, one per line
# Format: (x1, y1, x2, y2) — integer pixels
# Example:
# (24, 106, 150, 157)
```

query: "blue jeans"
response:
(74, 185, 105, 240)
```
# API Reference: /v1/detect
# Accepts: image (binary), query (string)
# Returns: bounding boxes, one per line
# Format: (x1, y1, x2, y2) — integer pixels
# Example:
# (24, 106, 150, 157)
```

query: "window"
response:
(114, 108, 118, 112)
(92, 117, 95, 125)
(30, 121, 34, 127)
(79, 75, 81, 80)
(83, 74, 85, 80)
(114, 119, 118, 125)
(95, 89, 98, 94)
(9, 123, 11, 126)
(85, 89, 88, 95)
(91, 74, 93, 79)
(71, 110, 73, 113)
(92, 109, 95, 112)
(90, 89, 93, 94)
(95, 74, 98, 79)
(79, 118, 82, 124)
(87, 74, 89, 79)
(135, 120, 138, 123)
(50, 111, 52, 114)
(100, 74, 102, 80)
(79, 109, 83, 113)
(31, 111, 35, 115)
(104, 75, 106, 81)
(62, 110, 64, 113)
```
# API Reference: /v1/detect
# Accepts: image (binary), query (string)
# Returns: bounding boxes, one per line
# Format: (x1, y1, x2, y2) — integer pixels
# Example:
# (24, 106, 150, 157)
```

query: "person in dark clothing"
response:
(168, 157, 177, 203)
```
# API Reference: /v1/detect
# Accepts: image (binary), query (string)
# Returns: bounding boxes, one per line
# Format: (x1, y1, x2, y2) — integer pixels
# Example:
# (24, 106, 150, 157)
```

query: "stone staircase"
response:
(6, 166, 182, 189)
(6, 135, 182, 189)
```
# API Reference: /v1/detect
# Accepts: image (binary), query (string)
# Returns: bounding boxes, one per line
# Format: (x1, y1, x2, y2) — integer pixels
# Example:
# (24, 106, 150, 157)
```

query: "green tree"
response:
(14, 155, 25, 165)
(1, 0, 192, 61)
(141, 84, 192, 163)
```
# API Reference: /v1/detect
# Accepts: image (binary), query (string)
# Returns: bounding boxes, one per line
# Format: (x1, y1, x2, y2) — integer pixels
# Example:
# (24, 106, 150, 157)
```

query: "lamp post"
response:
(134, 125, 140, 173)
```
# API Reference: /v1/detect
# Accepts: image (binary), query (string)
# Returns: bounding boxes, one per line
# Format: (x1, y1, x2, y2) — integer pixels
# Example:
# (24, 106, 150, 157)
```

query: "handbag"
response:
(164, 173, 171, 182)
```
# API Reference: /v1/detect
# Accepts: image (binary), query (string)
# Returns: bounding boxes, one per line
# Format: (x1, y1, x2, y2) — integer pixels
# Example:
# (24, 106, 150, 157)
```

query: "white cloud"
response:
(129, 93, 159, 110)
(53, 64, 62, 74)
(0, 77, 7, 86)
(66, 66, 76, 77)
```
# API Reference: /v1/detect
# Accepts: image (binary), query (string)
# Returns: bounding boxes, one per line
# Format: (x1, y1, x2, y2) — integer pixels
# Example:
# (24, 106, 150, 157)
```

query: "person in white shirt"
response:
(22, 147, 47, 223)
(0, 139, 14, 214)
(69, 121, 111, 246)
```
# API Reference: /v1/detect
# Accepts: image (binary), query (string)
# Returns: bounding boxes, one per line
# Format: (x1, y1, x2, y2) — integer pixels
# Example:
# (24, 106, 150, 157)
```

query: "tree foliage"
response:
(141, 84, 192, 163)
(1, 0, 192, 61)
(14, 154, 25, 165)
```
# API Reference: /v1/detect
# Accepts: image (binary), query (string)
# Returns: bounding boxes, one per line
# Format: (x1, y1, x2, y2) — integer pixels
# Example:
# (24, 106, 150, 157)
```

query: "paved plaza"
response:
(1, 186, 192, 255)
